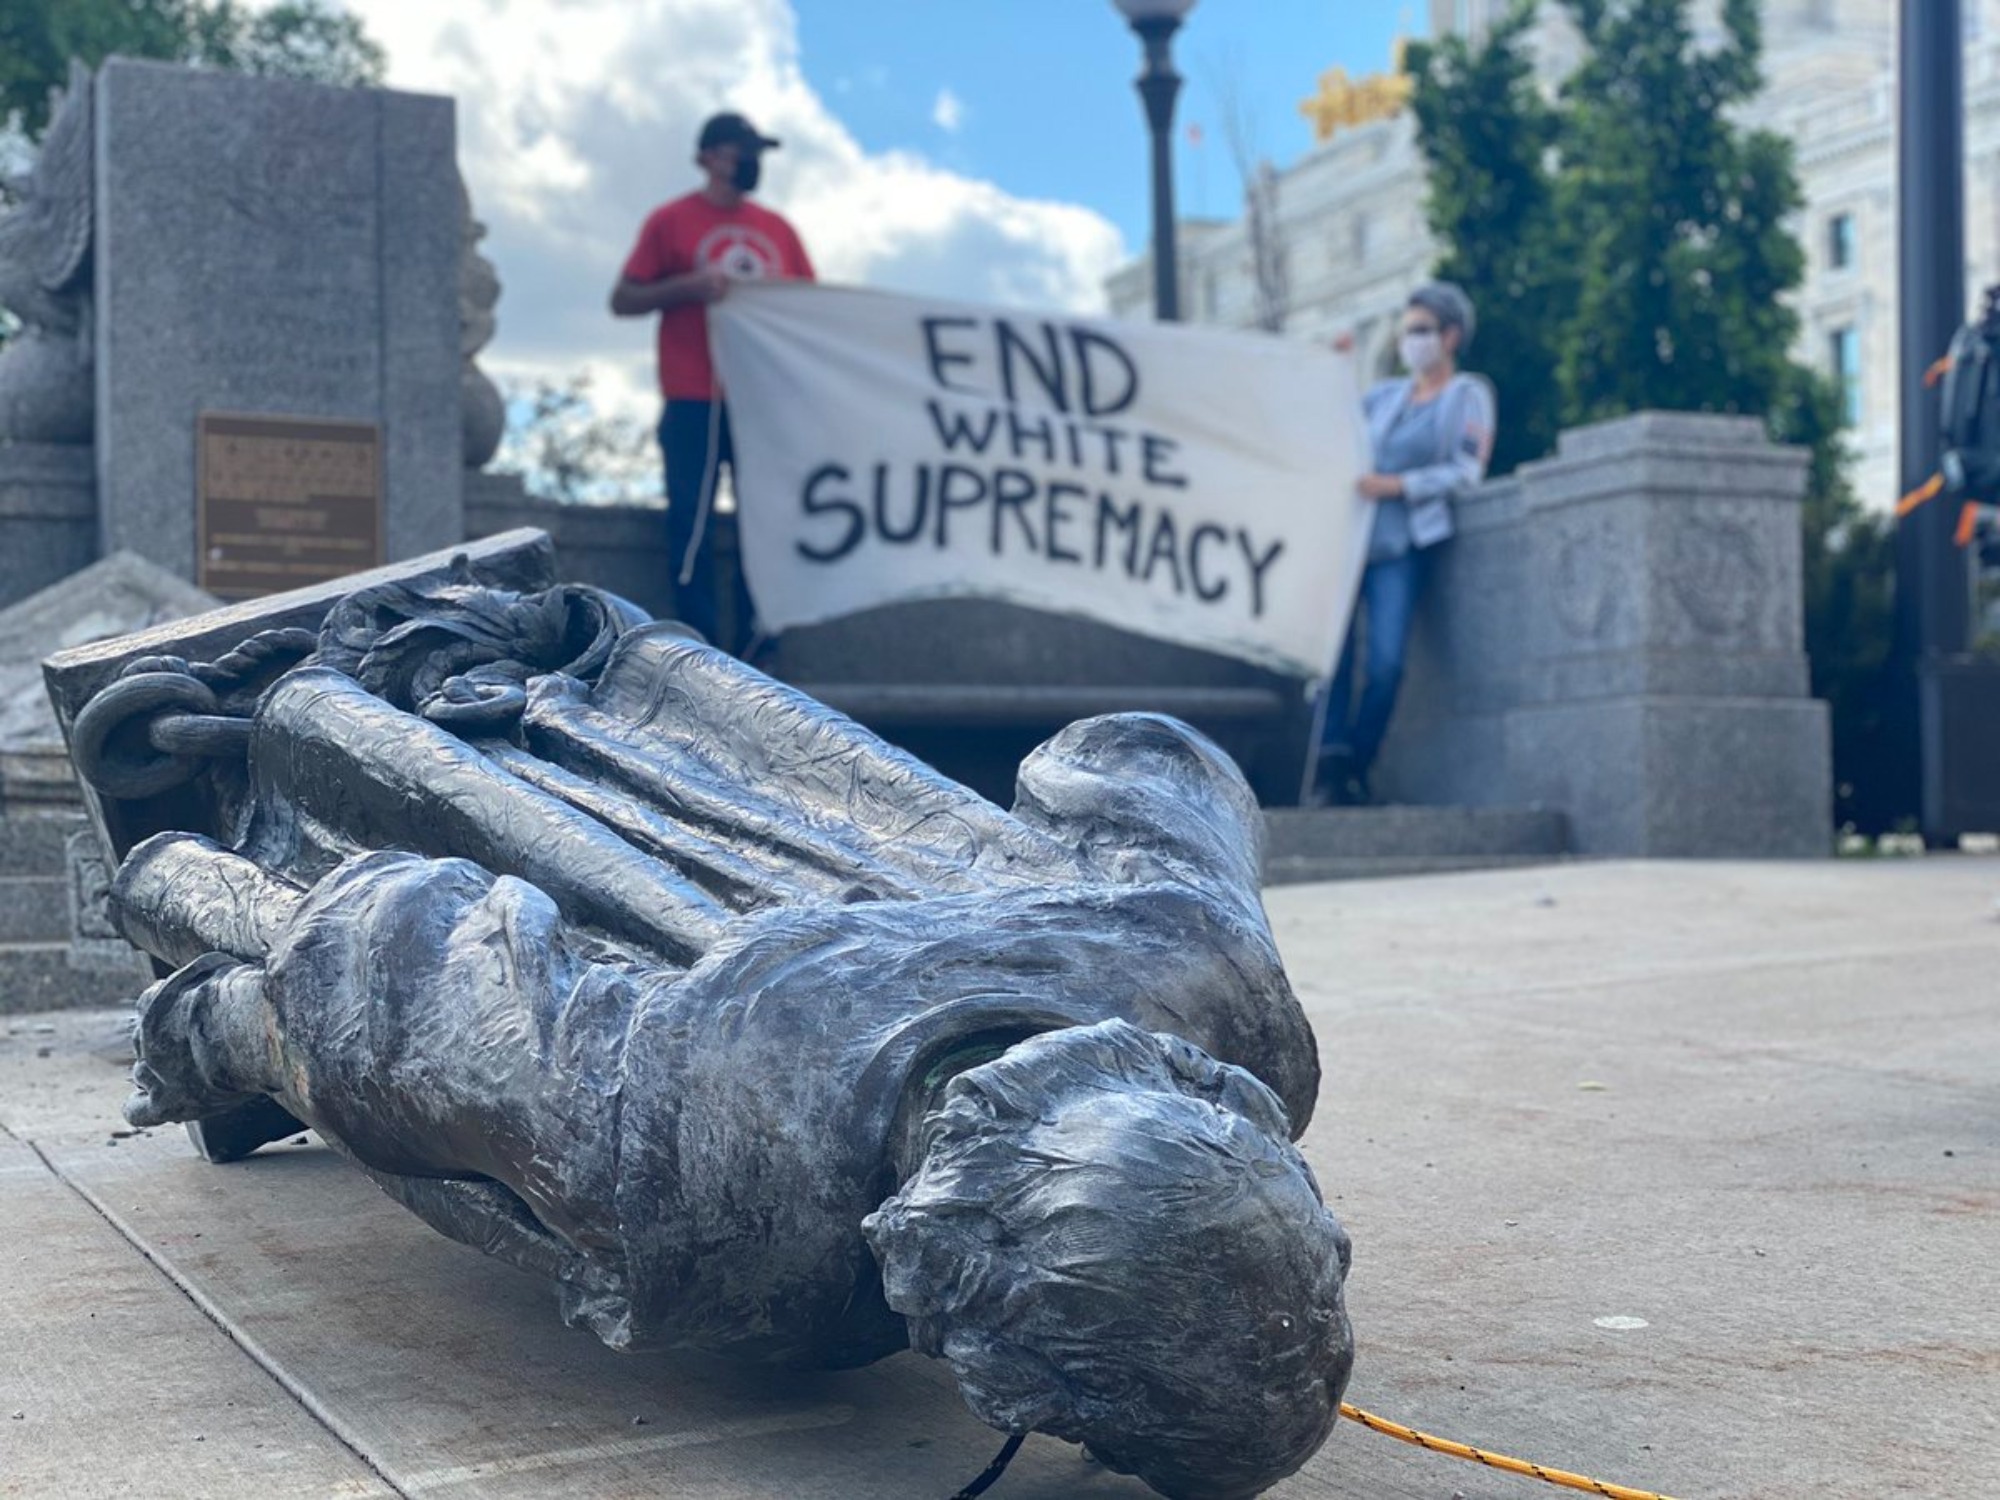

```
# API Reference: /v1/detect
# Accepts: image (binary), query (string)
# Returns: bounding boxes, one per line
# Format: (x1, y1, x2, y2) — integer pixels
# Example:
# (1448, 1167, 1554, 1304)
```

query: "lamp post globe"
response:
(1113, 0, 1197, 321)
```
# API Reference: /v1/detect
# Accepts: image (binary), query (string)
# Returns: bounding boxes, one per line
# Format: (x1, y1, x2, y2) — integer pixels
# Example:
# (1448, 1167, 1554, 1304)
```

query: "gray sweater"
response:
(1362, 372, 1497, 561)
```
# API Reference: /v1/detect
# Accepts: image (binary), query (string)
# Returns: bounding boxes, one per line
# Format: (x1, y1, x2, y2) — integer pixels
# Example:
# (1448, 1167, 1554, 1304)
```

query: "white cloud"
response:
(341, 0, 1126, 423)
(931, 86, 964, 133)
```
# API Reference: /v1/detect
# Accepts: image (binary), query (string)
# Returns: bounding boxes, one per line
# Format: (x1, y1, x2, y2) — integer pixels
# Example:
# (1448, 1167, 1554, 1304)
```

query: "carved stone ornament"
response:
(1548, 509, 1622, 643)
(1664, 514, 1762, 640)
(50, 537, 1353, 1500)
(458, 172, 505, 468)
(0, 61, 95, 445)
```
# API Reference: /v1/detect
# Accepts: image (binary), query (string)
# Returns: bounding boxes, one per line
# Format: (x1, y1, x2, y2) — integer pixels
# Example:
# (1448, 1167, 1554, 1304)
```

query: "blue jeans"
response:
(1317, 550, 1428, 781)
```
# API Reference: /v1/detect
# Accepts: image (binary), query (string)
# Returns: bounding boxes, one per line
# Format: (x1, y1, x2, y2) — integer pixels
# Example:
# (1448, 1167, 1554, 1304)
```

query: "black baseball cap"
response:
(698, 112, 781, 152)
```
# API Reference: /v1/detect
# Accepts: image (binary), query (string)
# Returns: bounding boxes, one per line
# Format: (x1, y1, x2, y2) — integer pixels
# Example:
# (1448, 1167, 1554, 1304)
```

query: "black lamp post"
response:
(1894, 0, 2000, 840)
(1114, 0, 1197, 322)
(1897, 0, 1969, 670)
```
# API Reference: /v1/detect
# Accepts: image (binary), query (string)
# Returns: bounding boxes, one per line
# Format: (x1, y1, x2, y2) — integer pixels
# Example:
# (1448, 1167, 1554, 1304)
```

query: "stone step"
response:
(0, 941, 151, 1016)
(0, 809, 90, 879)
(1261, 806, 1570, 885)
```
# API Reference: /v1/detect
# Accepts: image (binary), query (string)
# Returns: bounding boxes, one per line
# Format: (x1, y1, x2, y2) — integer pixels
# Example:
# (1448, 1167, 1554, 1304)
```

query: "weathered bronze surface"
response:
(50, 534, 1353, 1500)
(196, 412, 383, 599)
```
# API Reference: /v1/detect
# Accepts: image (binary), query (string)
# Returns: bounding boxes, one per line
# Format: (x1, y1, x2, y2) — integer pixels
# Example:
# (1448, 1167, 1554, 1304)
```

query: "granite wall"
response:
(471, 413, 1832, 852)
(1377, 411, 1833, 856)
(464, 473, 676, 619)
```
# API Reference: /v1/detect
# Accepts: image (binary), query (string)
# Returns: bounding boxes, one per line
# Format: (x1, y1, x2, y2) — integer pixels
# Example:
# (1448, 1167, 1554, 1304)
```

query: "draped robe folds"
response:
(116, 623, 1320, 1366)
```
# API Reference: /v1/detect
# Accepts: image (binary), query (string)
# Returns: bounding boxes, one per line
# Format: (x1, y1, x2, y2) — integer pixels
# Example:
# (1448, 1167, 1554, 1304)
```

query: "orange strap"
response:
(1899, 478, 1986, 546)
(1909, 347, 1985, 544)
(1897, 473, 1944, 517)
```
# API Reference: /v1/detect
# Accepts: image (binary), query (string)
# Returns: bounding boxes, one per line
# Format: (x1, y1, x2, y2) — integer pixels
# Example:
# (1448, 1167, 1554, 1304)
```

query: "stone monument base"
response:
(1507, 696, 1831, 857)
(0, 807, 151, 1016)
(0, 443, 98, 610)
(0, 552, 220, 1012)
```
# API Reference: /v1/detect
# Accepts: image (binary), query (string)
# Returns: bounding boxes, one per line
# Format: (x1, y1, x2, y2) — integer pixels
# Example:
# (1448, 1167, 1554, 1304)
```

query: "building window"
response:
(1828, 212, 1856, 271)
(1349, 213, 1372, 264)
(1830, 325, 1863, 426)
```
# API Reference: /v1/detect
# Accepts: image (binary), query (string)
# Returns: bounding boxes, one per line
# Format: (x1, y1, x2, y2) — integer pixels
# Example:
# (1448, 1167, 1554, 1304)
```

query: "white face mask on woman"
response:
(1398, 327, 1445, 375)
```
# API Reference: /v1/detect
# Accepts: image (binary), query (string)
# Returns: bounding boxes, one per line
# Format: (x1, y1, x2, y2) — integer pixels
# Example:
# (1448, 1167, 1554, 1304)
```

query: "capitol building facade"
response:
(1106, 0, 2000, 507)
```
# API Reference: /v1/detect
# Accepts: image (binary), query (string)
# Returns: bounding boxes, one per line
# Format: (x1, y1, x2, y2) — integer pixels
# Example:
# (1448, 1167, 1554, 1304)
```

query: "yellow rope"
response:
(1339, 1403, 1681, 1500)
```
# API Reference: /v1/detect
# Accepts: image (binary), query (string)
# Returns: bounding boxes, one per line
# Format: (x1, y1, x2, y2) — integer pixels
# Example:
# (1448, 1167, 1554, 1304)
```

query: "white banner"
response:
(708, 283, 1370, 679)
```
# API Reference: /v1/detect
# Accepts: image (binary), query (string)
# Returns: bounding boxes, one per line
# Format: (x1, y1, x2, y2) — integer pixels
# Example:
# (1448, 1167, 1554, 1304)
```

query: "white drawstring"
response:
(678, 397, 725, 588)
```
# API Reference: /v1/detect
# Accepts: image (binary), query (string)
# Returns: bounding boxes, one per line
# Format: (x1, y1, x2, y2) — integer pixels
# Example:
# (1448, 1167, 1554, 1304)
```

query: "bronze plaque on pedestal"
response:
(197, 413, 385, 600)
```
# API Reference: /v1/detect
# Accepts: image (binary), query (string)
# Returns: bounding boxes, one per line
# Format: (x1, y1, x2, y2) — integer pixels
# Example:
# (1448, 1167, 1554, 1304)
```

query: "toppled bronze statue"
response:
(52, 537, 1352, 1500)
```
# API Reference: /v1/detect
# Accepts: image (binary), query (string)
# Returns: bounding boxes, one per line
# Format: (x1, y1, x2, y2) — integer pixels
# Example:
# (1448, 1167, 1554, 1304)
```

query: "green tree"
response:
(1556, 0, 1802, 421)
(1406, 5, 1563, 476)
(1408, 0, 1900, 829)
(189, 2, 386, 89)
(1, 2, 182, 138)
(0, 0, 383, 139)
(495, 376, 662, 507)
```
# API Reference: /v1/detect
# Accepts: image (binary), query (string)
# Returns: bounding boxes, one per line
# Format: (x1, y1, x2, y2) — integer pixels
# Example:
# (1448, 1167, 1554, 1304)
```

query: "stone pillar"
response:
(93, 60, 463, 580)
(1506, 412, 1831, 856)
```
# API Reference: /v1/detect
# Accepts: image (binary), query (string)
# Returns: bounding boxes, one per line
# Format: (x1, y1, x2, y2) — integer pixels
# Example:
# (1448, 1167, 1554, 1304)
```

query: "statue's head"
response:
(863, 1020, 1352, 1500)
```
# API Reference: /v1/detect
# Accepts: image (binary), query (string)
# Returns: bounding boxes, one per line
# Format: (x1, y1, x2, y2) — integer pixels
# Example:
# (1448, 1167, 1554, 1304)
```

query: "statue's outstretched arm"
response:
(513, 626, 1272, 921)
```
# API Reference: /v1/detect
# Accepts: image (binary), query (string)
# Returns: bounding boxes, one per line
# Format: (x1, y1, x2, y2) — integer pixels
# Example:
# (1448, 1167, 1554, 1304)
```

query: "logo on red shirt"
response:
(696, 224, 786, 282)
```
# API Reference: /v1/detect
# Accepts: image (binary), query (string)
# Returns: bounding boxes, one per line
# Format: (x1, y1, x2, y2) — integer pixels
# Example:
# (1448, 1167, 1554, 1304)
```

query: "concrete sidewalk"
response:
(3, 857, 1996, 1499)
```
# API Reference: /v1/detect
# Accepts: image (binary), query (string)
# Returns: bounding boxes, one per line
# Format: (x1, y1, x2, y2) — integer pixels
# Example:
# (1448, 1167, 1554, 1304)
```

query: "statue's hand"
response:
(124, 954, 278, 1129)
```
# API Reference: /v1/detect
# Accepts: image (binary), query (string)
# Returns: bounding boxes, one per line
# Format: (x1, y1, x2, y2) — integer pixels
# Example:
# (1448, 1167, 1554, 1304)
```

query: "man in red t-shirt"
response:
(611, 111, 815, 653)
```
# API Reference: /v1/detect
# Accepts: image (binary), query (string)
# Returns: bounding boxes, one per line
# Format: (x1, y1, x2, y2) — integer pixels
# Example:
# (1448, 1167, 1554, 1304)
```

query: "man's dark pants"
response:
(660, 399, 754, 653)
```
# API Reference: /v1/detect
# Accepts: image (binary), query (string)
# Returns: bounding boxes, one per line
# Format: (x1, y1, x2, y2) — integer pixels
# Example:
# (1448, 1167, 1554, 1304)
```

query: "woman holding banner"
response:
(1315, 282, 1496, 807)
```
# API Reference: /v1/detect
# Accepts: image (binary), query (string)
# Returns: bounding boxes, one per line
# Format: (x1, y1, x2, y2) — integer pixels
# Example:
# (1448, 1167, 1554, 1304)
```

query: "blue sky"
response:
(792, 1, 1408, 245)
(354, 0, 1412, 418)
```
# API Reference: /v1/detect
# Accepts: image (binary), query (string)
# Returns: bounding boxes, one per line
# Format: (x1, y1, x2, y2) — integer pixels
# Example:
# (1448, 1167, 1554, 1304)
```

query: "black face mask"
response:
(732, 152, 762, 193)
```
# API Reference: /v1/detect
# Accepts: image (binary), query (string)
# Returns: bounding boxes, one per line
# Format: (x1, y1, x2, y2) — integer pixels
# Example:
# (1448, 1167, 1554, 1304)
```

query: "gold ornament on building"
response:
(1299, 40, 1416, 143)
